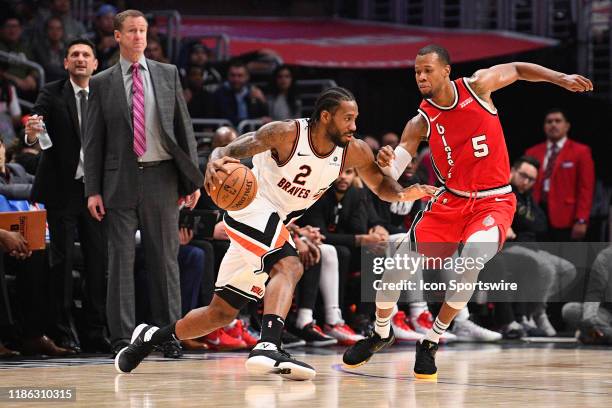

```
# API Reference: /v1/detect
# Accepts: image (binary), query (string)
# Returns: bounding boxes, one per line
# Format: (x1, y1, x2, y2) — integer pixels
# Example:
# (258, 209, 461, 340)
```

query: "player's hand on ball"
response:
(204, 156, 240, 194)
(399, 184, 439, 201)
(560, 74, 593, 92)
(377, 145, 395, 167)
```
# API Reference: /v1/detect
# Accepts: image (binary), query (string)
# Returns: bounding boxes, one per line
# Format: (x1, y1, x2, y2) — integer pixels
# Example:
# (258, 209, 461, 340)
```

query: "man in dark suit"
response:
(525, 109, 595, 241)
(211, 60, 269, 126)
(83, 10, 203, 357)
(25, 38, 109, 353)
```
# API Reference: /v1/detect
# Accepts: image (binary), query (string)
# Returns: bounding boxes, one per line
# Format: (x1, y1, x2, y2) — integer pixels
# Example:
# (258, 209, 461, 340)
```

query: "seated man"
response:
(562, 245, 612, 345)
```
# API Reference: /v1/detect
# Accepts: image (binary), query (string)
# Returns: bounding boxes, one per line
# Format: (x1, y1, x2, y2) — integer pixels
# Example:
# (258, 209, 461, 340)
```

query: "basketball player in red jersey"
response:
(114, 87, 438, 380)
(343, 45, 593, 379)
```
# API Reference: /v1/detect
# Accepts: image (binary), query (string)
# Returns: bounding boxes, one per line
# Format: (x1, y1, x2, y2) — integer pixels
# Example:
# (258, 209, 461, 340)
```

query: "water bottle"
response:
(33, 115, 53, 150)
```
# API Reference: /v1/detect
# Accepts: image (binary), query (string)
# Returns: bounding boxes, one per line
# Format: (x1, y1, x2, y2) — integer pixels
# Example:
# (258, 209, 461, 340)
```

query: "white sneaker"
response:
(452, 319, 502, 342)
(391, 311, 423, 342)
(535, 312, 557, 337)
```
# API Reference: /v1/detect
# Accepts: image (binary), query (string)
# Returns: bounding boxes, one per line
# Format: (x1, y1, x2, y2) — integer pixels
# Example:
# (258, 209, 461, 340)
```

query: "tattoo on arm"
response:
(210, 122, 289, 161)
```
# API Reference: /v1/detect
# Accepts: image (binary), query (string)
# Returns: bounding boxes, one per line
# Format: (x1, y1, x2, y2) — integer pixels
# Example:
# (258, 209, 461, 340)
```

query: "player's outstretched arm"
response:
(377, 114, 428, 180)
(204, 120, 293, 195)
(468, 62, 593, 97)
(347, 139, 438, 202)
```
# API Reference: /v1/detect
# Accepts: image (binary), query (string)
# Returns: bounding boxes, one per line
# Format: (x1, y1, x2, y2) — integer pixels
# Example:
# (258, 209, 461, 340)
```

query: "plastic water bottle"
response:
(36, 117, 53, 150)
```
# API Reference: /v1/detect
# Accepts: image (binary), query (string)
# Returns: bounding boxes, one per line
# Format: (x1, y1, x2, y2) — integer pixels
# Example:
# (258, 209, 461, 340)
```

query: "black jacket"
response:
(300, 185, 368, 247)
(30, 79, 84, 209)
(511, 186, 548, 242)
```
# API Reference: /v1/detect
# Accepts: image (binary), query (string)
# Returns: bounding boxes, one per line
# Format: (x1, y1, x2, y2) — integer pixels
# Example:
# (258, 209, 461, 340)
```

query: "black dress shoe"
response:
(56, 338, 81, 354)
(81, 336, 111, 354)
(111, 339, 131, 358)
(159, 340, 182, 359)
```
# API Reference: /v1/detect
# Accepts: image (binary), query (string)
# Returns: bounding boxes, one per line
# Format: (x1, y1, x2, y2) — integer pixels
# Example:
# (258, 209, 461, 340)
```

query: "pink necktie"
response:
(132, 63, 146, 157)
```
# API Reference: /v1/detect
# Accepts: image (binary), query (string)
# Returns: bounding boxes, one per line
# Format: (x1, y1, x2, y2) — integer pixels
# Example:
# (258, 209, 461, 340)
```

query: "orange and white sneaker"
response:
(324, 322, 365, 346)
(391, 311, 424, 342)
(224, 319, 258, 348)
(410, 311, 456, 343)
(202, 328, 247, 351)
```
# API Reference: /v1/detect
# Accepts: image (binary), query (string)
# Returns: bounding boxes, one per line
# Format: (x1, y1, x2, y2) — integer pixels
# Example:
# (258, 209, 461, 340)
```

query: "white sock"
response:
(296, 308, 313, 329)
(454, 306, 470, 322)
(424, 317, 450, 344)
(325, 307, 343, 326)
(409, 302, 428, 320)
(375, 312, 391, 339)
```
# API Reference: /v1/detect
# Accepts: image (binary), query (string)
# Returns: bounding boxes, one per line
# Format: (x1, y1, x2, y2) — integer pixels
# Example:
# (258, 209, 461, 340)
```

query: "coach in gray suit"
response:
(83, 9, 203, 356)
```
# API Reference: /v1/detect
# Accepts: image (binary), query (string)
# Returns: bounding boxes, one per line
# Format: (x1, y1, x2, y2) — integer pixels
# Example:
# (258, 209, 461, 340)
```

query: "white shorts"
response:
(215, 198, 298, 309)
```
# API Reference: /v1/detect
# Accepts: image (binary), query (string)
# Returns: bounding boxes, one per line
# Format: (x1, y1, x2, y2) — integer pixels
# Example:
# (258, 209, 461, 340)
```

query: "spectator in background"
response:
(145, 38, 169, 64)
(0, 228, 75, 357)
(33, 0, 86, 42)
(362, 135, 380, 153)
(0, 61, 22, 144)
(501, 155, 577, 337)
(0, 16, 38, 97)
(562, 245, 612, 345)
(90, 4, 118, 70)
(211, 60, 269, 126)
(381, 132, 400, 149)
(31, 16, 67, 82)
(0, 134, 33, 200)
(6, 135, 40, 176)
(526, 109, 595, 241)
(180, 43, 221, 88)
(267, 65, 301, 120)
(182, 65, 213, 118)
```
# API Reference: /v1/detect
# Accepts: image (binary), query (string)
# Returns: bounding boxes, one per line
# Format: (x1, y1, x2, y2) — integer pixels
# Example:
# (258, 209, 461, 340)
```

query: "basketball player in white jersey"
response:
(114, 87, 438, 380)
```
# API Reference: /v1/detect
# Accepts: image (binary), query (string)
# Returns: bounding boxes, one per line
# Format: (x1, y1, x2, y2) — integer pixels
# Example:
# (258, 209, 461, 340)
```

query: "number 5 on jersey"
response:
(472, 135, 489, 158)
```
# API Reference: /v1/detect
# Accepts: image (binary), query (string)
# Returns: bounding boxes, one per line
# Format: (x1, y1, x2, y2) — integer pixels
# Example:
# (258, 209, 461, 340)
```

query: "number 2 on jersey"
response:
(293, 165, 312, 185)
(472, 135, 489, 158)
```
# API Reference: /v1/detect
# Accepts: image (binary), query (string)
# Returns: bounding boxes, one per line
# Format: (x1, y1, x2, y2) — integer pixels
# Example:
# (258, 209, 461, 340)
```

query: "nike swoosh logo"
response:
(297, 152, 310, 156)
(430, 113, 442, 122)
(494, 197, 509, 202)
(208, 338, 221, 345)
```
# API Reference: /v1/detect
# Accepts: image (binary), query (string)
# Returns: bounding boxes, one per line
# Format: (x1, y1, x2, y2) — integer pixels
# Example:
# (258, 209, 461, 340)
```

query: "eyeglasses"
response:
(517, 171, 536, 183)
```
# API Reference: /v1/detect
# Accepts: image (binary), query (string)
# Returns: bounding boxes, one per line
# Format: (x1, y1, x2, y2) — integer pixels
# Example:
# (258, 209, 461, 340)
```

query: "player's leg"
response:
(414, 226, 500, 380)
(343, 194, 450, 367)
(114, 246, 250, 373)
(245, 254, 318, 380)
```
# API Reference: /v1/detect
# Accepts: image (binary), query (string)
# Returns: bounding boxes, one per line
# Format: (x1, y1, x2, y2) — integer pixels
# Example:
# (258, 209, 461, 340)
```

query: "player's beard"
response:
(328, 123, 351, 148)
(419, 89, 434, 99)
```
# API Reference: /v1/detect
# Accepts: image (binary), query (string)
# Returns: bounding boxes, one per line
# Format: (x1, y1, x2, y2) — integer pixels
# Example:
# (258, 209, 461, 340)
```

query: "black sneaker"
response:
(282, 330, 306, 349)
(294, 322, 337, 347)
(413, 339, 438, 380)
(245, 342, 316, 380)
(114, 324, 158, 373)
(159, 339, 182, 359)
(342, 328, 395, 368)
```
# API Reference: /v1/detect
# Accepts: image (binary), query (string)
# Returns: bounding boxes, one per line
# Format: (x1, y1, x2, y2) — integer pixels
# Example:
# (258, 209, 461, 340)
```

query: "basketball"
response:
(211, 162, 258, 211)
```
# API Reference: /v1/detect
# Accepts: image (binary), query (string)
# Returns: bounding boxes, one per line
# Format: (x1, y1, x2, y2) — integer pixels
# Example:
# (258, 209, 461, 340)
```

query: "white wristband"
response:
(378, 145, 412, 180)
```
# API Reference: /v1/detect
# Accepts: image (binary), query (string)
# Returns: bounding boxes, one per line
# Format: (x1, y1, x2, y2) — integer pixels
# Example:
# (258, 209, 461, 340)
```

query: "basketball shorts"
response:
(216, 198, 297, 309)
(407, 188, 517, 258)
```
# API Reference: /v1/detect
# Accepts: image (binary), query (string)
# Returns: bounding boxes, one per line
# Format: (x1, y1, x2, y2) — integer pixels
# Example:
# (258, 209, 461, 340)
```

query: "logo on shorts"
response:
(251, 286, 264, 297)
(482, 215, 495, 227)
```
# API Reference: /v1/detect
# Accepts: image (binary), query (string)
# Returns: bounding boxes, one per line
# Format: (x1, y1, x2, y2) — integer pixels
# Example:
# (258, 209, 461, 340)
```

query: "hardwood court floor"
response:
(1, 343, 611, 407)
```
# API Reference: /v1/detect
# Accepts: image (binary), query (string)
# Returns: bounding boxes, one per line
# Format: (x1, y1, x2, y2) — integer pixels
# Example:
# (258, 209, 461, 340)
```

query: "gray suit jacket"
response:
(83, 59, 203, 208)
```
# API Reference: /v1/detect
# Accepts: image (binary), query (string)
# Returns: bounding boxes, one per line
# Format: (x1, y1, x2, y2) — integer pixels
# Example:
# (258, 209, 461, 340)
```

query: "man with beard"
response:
(343, 44, 593, 380)
(114, 86, 438, 380)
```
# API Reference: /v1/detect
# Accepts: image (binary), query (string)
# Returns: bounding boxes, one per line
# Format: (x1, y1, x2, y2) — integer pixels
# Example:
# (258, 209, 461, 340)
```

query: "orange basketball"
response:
(212, 163, 258, 211)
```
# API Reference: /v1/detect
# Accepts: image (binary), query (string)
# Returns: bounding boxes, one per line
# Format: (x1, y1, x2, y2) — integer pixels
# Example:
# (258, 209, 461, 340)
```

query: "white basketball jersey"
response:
(237, 118, 347, 222)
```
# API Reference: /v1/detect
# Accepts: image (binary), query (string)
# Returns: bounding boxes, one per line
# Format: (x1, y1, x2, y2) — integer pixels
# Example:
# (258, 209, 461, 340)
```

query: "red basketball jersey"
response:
(418, 78, 510, 192)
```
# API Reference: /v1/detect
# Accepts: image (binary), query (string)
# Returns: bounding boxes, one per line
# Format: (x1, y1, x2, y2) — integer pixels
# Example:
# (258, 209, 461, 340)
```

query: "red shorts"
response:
(409, 189, 516, 258)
